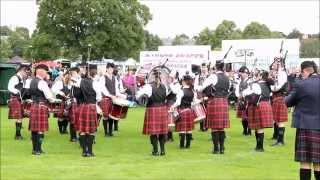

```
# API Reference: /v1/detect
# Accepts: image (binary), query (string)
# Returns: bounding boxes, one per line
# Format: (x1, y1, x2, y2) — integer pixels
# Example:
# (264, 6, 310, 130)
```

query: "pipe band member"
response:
(235, 66, 252, 136)
(7, 64, 30, 140)
(285, 61, 320, 180)
(170, 75, 196, 149)
(28, 64, 58, 155)
(196, 60, 230, 154)
(270, 59, 288, 145)
(137, 70, 170, 156)
(74, 64, 102, 157)
(243, 70, 274, 152)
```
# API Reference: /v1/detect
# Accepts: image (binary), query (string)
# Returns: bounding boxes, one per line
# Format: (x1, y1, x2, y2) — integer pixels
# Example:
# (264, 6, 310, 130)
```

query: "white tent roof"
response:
(125, 58, 137, 66)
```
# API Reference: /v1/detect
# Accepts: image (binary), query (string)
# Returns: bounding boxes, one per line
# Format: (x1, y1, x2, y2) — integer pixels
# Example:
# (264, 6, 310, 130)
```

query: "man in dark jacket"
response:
(285, 61, 320, 180)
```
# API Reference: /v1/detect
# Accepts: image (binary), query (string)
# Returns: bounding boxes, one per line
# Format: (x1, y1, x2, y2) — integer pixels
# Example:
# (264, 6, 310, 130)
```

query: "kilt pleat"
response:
(53, 102, 65, 118)
(272, 95, 288, 123)
(248, 101, 273, 129)
(99, 97, 112, 118)
(236, 102, 247, 120)
(205, 98, 230, 129)
(77, 104, 98, 133)
(175, 108, 195, 132)
(8, 96, 23, 119)
(295, 129, 320, 163)
(29, 103, 49, 132)
(143, 106, 168, 135)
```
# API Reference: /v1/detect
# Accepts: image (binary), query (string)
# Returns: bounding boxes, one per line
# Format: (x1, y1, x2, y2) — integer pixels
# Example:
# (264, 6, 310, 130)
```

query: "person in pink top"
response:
(122, 67, 137, 101)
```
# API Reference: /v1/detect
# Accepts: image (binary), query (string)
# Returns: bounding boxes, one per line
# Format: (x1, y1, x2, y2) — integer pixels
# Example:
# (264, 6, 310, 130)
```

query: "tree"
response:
(0, 26, 12, 36)
(172, 34, 191, 45)
(7, 27, 30, 57)
(242, 22, 271, 39)
(25, 32, 61, 60)
(287, 28, 302, 39)
(270, 31, 286, 38)
(0, 39, 12, 60)
(214, 20, 238, 47)
(36, 0, 151, 61)
(300, 38, 320, 58)
(194, 27, 215, 47)
(143, 31, 162, 51)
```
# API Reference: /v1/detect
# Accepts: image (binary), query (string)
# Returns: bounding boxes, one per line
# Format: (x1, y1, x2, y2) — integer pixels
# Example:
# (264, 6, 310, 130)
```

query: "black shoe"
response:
(15, 135, 23, 140)
(255, 148, 264, 152)
(220, 147, 225, 154)
(152, 151, 159, 156)
(271, 142, 285, 146)
(39, 150, 46, 154)
(160, 151, 165, 156)
(212, 149, 219, 154)
(86, 153, 95, 157)
(108, 133, 114, 137)
(70, 138, 77, 142)
(82, 153, 87, 157)
(32, 151, 41, 155)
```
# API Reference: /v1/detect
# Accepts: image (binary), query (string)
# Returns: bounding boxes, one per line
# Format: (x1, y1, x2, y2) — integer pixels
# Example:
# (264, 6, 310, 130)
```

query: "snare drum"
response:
(109, 98, 130, 120)
(192, 102, 206, 123)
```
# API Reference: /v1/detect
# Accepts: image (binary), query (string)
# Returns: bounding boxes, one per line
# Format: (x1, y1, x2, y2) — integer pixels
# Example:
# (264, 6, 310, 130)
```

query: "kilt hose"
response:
(29, 103, 49, 132)
(205, 98, 230, 129)
(77, 104, 98, 133)
(272, 94, 288, 123)
(99, 97, 112, 119)
(295, 129, 320, 163)
(247, 101, 273, 130)
(69, 102, 79, 125)
(8, 96, 23, 119)
(143, 106, 168, 135)
(175, 108, 195, 132)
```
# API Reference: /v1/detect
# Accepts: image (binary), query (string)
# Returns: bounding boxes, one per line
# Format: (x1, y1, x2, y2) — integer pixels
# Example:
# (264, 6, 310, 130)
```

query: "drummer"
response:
(196, 60, 230, 154)
(170, 75, 196, 149)
(7, 64, 30, 140)
(100, 62, 126, 137)
(28, 64, 60, 155)
(136, 70, 170, 156)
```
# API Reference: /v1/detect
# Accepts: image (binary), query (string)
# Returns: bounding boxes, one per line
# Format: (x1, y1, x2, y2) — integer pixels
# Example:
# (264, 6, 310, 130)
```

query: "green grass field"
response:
(1, 106, 298, 180)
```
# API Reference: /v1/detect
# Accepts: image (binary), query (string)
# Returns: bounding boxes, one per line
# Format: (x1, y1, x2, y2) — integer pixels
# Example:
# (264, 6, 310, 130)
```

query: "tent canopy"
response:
(125, 58, 137, 66)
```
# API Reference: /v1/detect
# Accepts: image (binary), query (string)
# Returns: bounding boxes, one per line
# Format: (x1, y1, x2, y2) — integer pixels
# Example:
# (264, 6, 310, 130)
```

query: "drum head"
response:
(147, 65, 171, 86)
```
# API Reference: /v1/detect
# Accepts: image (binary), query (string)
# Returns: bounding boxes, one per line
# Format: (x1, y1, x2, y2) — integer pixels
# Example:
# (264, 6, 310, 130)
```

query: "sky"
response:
(1, 0, 319, 38)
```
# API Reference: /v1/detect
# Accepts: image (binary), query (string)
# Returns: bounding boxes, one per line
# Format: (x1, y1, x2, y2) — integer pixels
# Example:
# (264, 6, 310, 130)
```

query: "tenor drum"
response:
(109, 98, 130, 120)
(168, 110, 179, 130)
(192, 102, 206, 123)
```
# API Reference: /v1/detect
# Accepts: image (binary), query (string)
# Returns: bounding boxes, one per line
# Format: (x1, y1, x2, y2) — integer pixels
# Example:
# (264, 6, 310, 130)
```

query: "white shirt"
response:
(195, 72, 222, 92)
(171, 87, 197, 109)
(99, 75, 126, 99)
(7, 73, 23, 95)
(271, 69, 287, 92)
(36, 77, 56, 102)
(242, 82, 261, 97)
(169, 81, 181, 95)
(51, 80, 71, 97)
(136, 83, 170, 99)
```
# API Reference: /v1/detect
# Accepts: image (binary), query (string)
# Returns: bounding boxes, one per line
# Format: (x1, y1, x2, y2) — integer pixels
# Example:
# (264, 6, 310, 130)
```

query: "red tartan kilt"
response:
(69, 102, 79, 125)
(22, 101, 32, 118)
(295, 129, 320, 163)
(236, 102, 247, 119)
(175, 108, 195, 132)
(99, 97, 112, 118)
(29, 103, 49, 132)
(143, 106, 168, 135)
(272, 95, 288, 123)
(205, 98, 230, 129)
(8, 96, 23, 119)
(248, 101, 273, 129)
(53, 102, 65, 118)
(77, 104, 98, 133)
